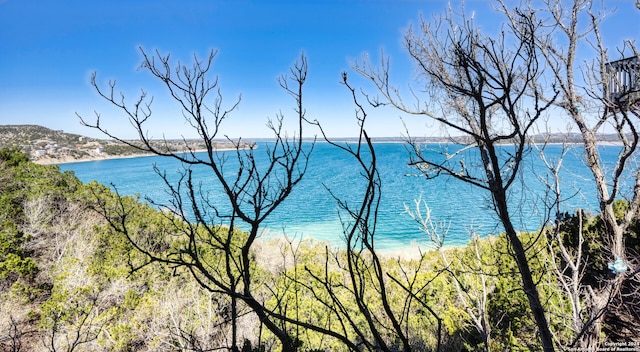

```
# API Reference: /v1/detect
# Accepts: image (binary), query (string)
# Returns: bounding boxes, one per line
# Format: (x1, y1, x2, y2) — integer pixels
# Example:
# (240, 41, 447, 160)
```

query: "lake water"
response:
(60, 142, 629, 250)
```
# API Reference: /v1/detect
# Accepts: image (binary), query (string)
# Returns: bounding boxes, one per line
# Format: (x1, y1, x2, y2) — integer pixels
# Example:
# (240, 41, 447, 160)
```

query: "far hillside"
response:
(0, 124, 139, 162)
(0, 125, 246, 164)
(0, 124, 625, 164)
(0, 124, 95, 148)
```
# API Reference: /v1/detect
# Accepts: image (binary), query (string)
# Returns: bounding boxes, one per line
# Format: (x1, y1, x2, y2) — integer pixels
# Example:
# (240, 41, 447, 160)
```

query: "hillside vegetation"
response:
(0, 124, 145, 163)
(1, 125, 626, 166)
(0, 125, 249, 164)
(0, 147, 637, 351)
(0, 125, 95, 147)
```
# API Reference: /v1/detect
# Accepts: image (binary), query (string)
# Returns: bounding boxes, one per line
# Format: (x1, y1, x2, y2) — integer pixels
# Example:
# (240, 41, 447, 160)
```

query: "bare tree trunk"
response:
(79, 50, 313, 351)
(495, 193, 555, 351)
(406, 198, 492, 351)
(498, 0, 640, 347)
(311, 73, 415, 352)
(353, 6, 557, 350)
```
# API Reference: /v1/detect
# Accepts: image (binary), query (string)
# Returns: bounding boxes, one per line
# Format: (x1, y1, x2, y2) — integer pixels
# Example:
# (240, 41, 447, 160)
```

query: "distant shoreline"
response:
(33, 148, 238, 165)
(34, 140, 624, 166)
(34, 152, 157, 165)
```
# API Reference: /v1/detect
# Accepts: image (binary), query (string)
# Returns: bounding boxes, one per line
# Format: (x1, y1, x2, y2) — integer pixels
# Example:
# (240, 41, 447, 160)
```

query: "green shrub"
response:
(0, 147, 29, 166)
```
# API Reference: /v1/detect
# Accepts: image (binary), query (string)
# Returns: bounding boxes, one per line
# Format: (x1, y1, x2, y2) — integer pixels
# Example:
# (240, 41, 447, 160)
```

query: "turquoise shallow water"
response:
(60, 142, 627, 250)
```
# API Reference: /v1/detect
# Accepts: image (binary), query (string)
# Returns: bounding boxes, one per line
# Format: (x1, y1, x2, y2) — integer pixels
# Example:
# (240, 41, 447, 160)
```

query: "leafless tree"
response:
(41, 289, 106, 352)
(498, 0, 640, 347)
(79, 48, 314, 351)
(405, 198, 492, 352)
(534, 138, 589, 346)
(353, 6, 558, 351)
(146, 281, 236, 351)
(80, 46, 445, 351)
(327, 75, 412, 351)
(0, 316, 28, 352)
(297, 73, 444, 351)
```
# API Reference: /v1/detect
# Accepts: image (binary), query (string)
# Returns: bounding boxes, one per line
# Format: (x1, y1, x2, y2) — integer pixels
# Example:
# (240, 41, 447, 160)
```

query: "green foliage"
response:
(0, 162, 38, 294)
(102, 143, 145, 155)
(0, 251, 38, 281)
(0, 147, 29, 166)
(2, 154, 638, 350)
(0, 125, 91, 148)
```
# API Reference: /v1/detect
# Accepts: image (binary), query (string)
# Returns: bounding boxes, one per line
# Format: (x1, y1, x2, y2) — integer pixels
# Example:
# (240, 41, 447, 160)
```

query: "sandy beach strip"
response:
(31, 148, 243, 165)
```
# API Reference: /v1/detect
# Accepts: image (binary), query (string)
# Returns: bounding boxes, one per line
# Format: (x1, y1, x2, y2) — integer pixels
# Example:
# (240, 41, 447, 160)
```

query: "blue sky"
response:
(0, 1, 638, 139)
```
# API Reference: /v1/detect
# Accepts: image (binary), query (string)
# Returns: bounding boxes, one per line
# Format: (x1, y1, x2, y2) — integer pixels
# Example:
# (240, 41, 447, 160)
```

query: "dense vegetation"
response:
(1, 148, 637, 351)
(4, 0, 638, 350)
